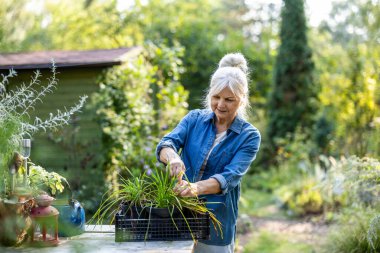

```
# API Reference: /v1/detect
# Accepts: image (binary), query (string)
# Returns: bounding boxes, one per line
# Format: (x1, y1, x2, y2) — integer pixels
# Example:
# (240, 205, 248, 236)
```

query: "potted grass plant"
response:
(0, 65, 87, 246)
(90, 165, 222, 241)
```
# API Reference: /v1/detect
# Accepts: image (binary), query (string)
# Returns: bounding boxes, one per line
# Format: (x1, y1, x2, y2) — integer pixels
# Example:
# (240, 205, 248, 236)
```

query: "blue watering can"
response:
(53, 181, 86, 237)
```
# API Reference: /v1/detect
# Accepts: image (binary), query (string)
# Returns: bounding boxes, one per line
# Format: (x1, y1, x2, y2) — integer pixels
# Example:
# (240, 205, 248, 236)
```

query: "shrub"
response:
(322, 206, 380, 253)
(368, 213, 380, 251)
(246, 130, 319, 193)
(273, 155, 380, 217)
(276, 178, 323, 216)
(319, 156, 380, 252)
(90, 42, 188, 190)
(320, 156, 380, 207)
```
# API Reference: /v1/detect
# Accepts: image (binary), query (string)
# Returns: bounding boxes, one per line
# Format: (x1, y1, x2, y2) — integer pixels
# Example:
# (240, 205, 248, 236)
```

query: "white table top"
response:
(1, 225, 194, 253)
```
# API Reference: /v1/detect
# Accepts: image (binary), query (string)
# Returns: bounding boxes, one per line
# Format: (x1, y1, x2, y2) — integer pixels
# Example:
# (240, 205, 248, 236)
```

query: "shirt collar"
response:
(203, 111, 215, 123)
(203, 111, 244, 134)
(229, 114, 244, 134)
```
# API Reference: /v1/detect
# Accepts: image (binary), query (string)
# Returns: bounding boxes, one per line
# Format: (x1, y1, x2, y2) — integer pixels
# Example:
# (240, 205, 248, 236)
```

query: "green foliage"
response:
(0, 66, 86, 199)
(243, 231, 315, 253)
(322, 206, 380, 253)
(319, 156, 380, 252)
(27, 162, 66, 196)
(245, 130, 318, 192)
(15, 0, 276, 112)
(244, 132, 331, 217)
(90, 42, 188, 188)
(274, 156, 380, 217)
(143, 41, 188, 131)
(90, 165, 221, 237)
(320, 156, 380, 206)
(313, 0, 380, 157)
(75, 166, 107, 216)
(276, 178, 323, 216)
(5, 0, 379, 163)
(137, 0, 239, 108)
(0, 116, 22, 197)
(0, 0, 35, 52)
(321, 44, 378, 157)
(148, 167, 178, 208)
(91, 53, 156, 183)
(118, 176, 149, 207)
(19, 0, 143, 51)
(321, 0, 380, 46)
(267, 0, 317, 157)
(0, 71, 23, 176)
(275, 174, 347, 218)
(312, 112, 334, 154)
(2, 0, 280, 173)
(0, 116, 22, 163)
(368, 214, 380, 251)
(239, 188, 281, 217)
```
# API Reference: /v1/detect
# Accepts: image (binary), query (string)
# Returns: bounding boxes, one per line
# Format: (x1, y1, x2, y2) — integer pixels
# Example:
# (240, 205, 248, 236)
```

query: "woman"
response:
(156, 53, 261, 253)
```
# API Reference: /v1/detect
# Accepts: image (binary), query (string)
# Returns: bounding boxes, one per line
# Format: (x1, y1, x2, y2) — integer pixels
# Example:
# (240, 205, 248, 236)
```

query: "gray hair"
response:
(203, 53, 250, 119)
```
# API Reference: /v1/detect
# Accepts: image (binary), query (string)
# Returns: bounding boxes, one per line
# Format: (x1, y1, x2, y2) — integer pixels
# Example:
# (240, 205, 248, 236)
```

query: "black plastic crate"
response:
(115, 205, 210, 242)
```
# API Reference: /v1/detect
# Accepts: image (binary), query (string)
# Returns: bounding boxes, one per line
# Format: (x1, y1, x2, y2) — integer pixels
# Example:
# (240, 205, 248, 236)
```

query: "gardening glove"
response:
(174, 180, 198, 197)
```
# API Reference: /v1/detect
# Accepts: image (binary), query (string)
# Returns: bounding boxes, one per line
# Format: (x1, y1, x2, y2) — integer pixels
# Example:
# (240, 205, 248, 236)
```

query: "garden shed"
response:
(0, 47, 140, 180)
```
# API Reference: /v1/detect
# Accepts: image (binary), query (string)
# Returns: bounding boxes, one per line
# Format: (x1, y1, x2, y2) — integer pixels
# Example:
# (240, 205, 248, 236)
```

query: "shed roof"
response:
(0, 47, 139, 70)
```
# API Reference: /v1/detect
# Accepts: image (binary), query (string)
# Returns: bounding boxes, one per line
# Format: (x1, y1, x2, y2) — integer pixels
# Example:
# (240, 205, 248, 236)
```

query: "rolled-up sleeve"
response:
(211, 129, 261, 195)
(155, 110, 195, 161)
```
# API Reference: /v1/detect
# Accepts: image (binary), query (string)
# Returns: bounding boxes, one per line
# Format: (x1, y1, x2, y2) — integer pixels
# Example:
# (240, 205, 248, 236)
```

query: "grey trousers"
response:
(193, 241, 234, 253)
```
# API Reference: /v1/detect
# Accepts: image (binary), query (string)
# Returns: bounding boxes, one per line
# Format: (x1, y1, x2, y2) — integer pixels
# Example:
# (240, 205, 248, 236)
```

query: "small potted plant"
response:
(27, 163, 67, 197)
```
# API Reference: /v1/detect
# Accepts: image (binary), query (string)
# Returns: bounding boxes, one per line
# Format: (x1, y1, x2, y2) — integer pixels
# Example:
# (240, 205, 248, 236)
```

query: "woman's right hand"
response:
(168, 156, 185, 182)
(159, 147, 186, 182)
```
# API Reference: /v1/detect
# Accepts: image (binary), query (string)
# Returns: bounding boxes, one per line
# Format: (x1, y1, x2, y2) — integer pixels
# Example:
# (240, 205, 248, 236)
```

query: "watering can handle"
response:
(61, 177, 73, 201)
(76, 205, 82, 220)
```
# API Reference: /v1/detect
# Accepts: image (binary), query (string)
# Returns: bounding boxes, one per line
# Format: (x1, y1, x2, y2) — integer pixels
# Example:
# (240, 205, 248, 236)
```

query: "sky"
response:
(305, 0, 338, 27)
(116, 0, 341, 28)
(245, 0, 340, 27)
(28, 0, 340, 28)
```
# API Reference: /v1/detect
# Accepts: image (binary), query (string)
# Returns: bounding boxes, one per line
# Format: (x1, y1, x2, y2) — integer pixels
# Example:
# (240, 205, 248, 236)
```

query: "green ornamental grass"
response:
(90, 164, 222, 240)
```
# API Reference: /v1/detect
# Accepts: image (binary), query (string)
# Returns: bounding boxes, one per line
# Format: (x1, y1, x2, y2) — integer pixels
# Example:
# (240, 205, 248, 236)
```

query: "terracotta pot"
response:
(35, 194, 55, 207)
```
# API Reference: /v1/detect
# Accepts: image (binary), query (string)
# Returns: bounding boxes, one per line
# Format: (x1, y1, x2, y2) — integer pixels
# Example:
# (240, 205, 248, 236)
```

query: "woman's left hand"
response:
(174, 180, 198, 197)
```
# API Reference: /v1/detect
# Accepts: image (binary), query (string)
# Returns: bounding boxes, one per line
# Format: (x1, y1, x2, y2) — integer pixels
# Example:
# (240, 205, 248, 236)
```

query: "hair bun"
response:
(218, 53, 248, 74)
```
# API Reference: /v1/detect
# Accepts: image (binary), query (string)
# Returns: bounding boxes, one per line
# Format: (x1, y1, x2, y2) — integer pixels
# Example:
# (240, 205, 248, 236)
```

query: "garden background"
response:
(1, 0, 379, 252)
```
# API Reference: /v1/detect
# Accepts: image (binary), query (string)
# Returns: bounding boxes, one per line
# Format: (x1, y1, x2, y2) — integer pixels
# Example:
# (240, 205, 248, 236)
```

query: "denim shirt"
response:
(156, 109, 261, 246)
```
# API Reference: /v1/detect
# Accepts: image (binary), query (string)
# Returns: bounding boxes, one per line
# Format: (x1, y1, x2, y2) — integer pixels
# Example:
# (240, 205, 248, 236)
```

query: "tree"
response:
(320, 0, 380, 46)
(3, 0, 278, 113)
(19, 0, 143, 51)
(314, 0, 380, 157)
(0, 0, 35, 52)
(137, 0, 236, 108)
(90, 42, 188, 191)
(267, 0, 317, 154)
